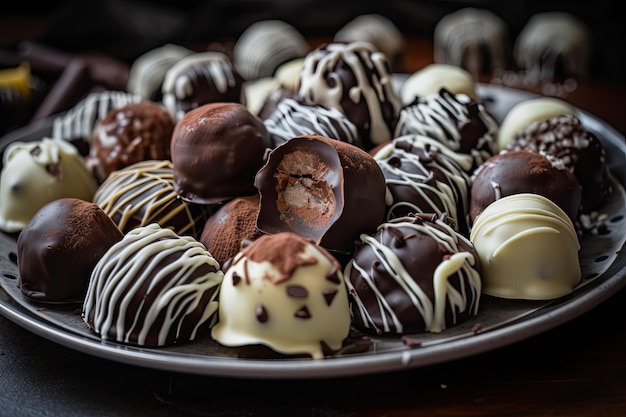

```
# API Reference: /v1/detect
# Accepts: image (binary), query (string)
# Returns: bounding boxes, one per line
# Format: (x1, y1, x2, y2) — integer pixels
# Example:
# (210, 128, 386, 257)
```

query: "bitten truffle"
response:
(254, 134, 387, 255)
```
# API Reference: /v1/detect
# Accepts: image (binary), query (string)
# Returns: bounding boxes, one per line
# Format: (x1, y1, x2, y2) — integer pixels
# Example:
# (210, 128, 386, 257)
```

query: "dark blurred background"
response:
(1, 0, 625, 86)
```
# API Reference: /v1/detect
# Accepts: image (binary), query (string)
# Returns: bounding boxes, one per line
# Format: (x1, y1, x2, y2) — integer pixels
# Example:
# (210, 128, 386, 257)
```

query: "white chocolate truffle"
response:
(334, 14, 404, 67)
(233, 20, 310, 81)
(211, 232, 351, 359)
(243, 76, 281, 116)
(434, 8, 509, 76)
(83, 224, 223, 346)
(514, 12, 591, 82)
(127, 43, 194, 101)
(400, 64, 477, 104)
(497, 97, 575, 151)
(0, 137, 98, 233)
(470, 193, 581, 300)
(274, 58, 305, 90)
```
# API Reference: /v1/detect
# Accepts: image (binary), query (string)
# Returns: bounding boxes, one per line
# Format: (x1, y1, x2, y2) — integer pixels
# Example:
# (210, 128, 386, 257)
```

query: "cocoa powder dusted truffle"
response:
(211, 232, 350, 359)
(298, 41, 402, 150)
(254, 134, 387, 255)
(199, 195, 266, 267)
(83, 223, 223, 347)
(170, 102, 272, 204)
(87, 101, 175, 183)
(469, 150, 582, 224)
(345, 213, 482, 335)
(17, 198, 124, 303)
(93, 160, 212, 239)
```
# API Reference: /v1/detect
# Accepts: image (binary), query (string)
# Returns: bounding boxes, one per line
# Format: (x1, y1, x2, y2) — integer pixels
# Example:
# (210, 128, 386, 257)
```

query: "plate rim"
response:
(0, 83, 625, 379)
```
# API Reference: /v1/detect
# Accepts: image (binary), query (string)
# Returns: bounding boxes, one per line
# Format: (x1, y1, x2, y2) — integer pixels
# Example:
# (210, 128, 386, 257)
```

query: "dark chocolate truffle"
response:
(506, 113, 612, 214)
(394, 88, 499, 171)
(199, 195, 266, 267)
(298, 41, 402, 150)
(254, 134, 386, 254)
(17, 198, 124, 303)
(82, 223, 223, 347)
(93, 160, 212, 239)
(469, 150, 582, 224)
(345, 213, 482, 335)
(170, 102, 272, 204)
(87, 101, 175, 182)
(263, 97, 363, 148)
(162, 51, 245, 122)
(372, 134, 472, 234)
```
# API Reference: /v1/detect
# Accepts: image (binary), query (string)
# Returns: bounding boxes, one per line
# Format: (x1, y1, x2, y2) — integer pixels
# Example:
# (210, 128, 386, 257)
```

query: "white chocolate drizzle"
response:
(83, 224, 223, 346)
(345, 216, 481, 334)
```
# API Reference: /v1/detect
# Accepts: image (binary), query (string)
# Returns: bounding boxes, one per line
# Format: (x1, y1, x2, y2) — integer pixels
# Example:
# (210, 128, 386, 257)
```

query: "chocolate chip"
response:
(322, 288, 338, 306)
(294, 306, 311, 319)
(286, 285, 308, 298)
(255, 304, 268, 323)
(231, 272, 241, 286)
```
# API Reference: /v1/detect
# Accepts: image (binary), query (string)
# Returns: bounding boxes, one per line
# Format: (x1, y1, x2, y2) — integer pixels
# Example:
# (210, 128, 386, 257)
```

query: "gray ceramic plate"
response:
(0, 83, 625, 379)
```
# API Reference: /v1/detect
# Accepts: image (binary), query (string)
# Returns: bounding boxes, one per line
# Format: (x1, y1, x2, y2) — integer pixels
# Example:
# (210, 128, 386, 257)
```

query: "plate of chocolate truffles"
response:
(0, 26, 625, 379)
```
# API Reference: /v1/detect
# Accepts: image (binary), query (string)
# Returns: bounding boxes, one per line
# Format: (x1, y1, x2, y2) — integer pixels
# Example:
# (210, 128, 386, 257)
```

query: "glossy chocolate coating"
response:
(88, 101, 174, 182)
(506, 114, 612, 214)
(298, 42, 402, 150)
(254, 134, 386, 254)
(16, 198, 123, 303)
(345, 213, 482, 335)
(170, 102, 271, 204)
(469, 150, 582, 224)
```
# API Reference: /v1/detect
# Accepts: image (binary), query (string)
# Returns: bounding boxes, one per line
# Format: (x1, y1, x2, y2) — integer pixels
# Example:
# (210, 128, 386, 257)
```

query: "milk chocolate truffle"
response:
(394, 88, 499, 171)
(470, 193, 580, 300)
(434, 7, 509, 77)
(93, 160, 211, 239)
(345, 213, 482, 335)
(372, 135, 472, 234)
(51, 90, 142, 156)
(469, 150, 582, 224)
(506, 114, 612, 214)
(83, 223, 224, 347)
(298, 41, 402, 150)
(211, 232, 350, 359)
(514, 12, 591, 82)
(161, 51, 245, 122)
(199, 195, 265, 267)
(0, 137, 98, 233)
(17, 198, 123, 303)
(233, 20, 310, 81)
(263, 97, 363, 148)
(87, 101, 175, 182)
(254, 134, 387, 254)
(170, 102, 272, 204)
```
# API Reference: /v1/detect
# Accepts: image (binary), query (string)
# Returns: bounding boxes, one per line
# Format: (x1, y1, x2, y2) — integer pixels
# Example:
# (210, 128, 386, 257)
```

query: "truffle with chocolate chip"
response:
(211, 232, 351, 359)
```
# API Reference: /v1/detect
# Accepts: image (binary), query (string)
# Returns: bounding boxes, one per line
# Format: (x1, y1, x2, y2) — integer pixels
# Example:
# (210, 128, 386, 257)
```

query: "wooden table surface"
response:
(1, 35, 625, 417)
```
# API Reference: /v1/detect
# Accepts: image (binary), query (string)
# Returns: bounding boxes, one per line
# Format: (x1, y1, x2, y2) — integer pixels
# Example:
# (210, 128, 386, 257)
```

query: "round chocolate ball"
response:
(17, 198, 124, 303)
(170, 102, 272, 204)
